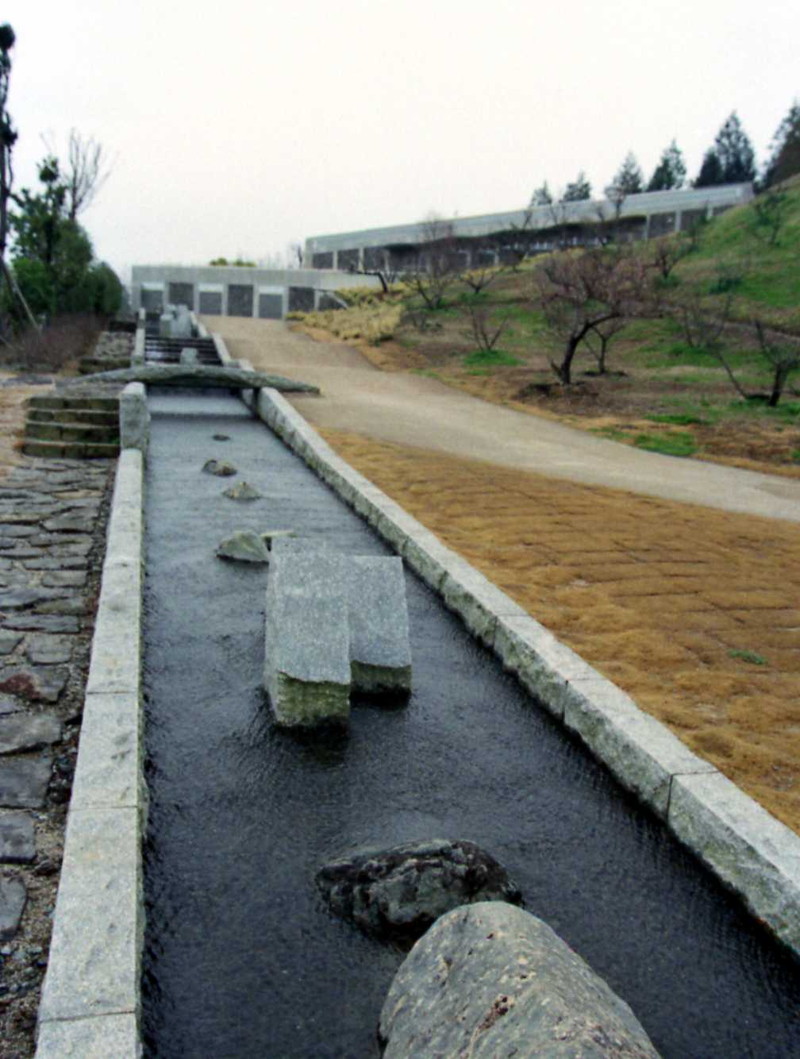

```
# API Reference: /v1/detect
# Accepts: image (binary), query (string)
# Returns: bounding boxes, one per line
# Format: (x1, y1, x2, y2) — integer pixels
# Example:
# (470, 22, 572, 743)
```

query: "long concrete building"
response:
(129, 265, 380, 319)
(304, 184, 753, 272)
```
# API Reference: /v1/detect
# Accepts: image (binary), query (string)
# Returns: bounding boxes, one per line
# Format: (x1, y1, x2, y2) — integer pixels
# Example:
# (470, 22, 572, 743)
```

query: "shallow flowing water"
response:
(142, 390, 800, 1058)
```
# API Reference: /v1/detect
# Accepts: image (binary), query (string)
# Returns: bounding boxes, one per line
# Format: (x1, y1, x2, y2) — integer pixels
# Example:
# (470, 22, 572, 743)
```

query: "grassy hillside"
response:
(291, 181, 800, 474)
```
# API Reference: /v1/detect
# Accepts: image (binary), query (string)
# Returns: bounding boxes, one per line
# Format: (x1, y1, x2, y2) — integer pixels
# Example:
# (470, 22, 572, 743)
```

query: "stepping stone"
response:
(25, 634, 74, 665)
(203, 459, 237, 477)
(0, 712, 62, 754)
(348, 556, 412, 694)
(213, 434, 230, 441)
(3, 616, 80, 634)
(0, 812, 35, 863)
(264, 544, 351, 727)
(0, 666, 69, 703)
(0, 756, 52, 808)
(41, 570, 87, 588)
(41, 513, 95, 533)
(223, 481, 262, 502)
(0, 875, 26, 939)
(0, 632, 22, 656)
(216, 531, 270, 564)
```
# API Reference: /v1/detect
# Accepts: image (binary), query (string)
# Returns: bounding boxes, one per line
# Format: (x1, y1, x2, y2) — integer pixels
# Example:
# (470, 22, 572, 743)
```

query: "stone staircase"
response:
(22, 394, 120, 459)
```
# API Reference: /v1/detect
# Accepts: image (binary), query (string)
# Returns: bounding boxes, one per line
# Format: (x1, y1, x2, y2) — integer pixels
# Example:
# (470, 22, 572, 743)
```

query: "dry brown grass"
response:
(322, 428, 800, 833)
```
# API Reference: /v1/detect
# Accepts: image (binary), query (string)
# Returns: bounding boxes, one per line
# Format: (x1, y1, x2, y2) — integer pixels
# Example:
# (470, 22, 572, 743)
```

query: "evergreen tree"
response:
(530, 181, 553, 206)
(647, 140, 687, 191)
(763, 102, 800, 187)
(561, 171, 591, 202)
(694, 148, 724, 188)
(695, 112, 756, 186)
(611, 152, 644, 195)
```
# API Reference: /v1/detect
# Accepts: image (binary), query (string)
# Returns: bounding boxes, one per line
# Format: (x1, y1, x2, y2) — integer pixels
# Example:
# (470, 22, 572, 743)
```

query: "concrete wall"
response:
(130, 266, 381, 318)
(305, 184, 754, 268)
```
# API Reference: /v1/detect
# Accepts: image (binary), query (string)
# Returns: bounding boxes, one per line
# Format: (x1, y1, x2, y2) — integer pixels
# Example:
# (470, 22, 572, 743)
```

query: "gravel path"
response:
(211, 317, 800, 523)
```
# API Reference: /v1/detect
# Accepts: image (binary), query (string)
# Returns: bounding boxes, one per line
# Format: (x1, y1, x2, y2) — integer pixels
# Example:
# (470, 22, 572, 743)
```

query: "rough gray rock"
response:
(216, 530, 270, 564)
(0, 755, 51, 808)
(348, 556, 411, 694)
(179, 347, 198, 365)
(0, 632, 21, 655)
(0, 812, 35, 863)
(61, 363, 321, 393)
(223, 481, 263, 501)
(0, 875, 26, 939)
(25, 634, 74, 665)
(203, 459, 237, 477)
(0, 666, 68, 703)
(379, 902, 661, 1059)
(319, 840, 521, 945)
(0, 712, 62, 754)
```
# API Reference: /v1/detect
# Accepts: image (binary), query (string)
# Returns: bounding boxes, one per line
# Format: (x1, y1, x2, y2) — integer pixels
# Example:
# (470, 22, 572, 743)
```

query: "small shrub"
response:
(728, 649, 767, 666)
(463, 349, 521, 368)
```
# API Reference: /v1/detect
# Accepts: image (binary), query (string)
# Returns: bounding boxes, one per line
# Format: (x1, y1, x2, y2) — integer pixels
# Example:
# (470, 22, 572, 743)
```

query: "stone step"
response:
(21, 440, 120, 460)
(27, 394, 119, 412)
(24, 422, 120, 444)
(79, 357, 131, 374)
(27, 408, 119, 426)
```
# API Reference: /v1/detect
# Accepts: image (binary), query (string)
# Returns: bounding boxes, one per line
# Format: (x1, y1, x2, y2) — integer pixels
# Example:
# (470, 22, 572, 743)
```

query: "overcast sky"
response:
(4, 0, 798, 281)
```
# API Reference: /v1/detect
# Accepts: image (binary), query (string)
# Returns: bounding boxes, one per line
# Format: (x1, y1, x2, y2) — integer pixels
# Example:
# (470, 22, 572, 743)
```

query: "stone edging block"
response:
(247, 382, 800, 958)
(36, 449, 145, 1058)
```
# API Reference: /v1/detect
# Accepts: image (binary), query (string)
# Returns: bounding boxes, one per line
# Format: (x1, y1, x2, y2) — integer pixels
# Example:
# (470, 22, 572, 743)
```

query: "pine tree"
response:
(611, 152, 644, 195)
(694, 149, 724, 188)
(561, 171, 591, 202)
(647, 140, 687, 191)
(763, 102, 800, 187)
(695, 112, 756, 186)
(530, 181, 553, 206)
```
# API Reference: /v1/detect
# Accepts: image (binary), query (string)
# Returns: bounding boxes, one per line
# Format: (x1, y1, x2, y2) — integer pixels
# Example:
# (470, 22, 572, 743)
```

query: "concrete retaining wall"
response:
(35, 449, 145, 1058)
(246, 385, 800, 959)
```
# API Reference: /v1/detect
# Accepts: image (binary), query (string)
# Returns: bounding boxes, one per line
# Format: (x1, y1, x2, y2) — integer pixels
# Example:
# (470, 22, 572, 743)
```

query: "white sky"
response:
(4, 0, 798, 281)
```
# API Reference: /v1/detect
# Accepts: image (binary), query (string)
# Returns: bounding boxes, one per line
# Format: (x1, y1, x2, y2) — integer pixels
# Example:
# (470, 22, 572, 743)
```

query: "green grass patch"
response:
(728, 649, 768, 666)
(463, 349, 521, 368)
(633, 431, 698, 457)
(646, 412, 708, 426)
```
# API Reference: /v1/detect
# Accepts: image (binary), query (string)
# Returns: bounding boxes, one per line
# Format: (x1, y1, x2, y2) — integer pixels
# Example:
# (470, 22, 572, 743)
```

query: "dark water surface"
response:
(142, 392, 800, 1059)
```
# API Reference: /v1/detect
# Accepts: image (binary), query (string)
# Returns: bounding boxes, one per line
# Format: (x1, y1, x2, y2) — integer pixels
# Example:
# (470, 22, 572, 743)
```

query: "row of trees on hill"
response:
(0, 24, 122, 341)
(529, 104, 800, 207)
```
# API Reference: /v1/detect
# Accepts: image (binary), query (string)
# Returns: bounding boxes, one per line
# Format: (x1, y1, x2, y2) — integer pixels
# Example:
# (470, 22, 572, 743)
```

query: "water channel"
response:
(142, 390, 800, 1058)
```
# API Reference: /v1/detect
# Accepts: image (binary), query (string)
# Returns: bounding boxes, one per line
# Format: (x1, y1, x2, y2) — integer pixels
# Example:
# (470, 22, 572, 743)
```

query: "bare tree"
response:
(649, 234, 691, 280)
(465, 302, 510, 353)
(532, 246, 653, 385)
(461, 240, 506, 294)
(404, 215, 460, 310)
(751, 321, 800, 406)
(584, 316, 628, 374)
(62, 130, 109, 221)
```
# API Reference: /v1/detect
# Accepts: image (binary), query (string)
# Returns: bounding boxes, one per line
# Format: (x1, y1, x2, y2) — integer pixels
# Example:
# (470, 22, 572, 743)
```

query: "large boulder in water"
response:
(317, 839, 521, 945)
(379, 902, 661, 1059)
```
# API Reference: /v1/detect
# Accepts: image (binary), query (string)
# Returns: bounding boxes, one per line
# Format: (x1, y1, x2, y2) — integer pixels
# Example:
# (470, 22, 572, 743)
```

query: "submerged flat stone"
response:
(223, 481, 263, 501)
(203, 459, 237, 477)
(216, 531, 270, 564)
(0, 756, 52, 808)
(0, 812, 35, 863)
(0, 875, 26, 940)
(0, 712, 62, 754)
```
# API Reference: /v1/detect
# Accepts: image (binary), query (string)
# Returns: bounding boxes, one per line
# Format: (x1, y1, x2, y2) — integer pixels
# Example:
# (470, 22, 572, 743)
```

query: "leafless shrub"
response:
(465, 303, 510, 353)
(1, 313, 102, 371)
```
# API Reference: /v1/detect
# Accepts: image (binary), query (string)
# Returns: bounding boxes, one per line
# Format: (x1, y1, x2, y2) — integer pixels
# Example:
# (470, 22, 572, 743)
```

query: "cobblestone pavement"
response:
(0, 456, 113, 1058)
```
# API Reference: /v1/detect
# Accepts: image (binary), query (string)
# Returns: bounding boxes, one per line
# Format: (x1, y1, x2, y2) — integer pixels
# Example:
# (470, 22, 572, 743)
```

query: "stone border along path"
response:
(33, 450, 144, 1059)
(242, 382, 800, 960)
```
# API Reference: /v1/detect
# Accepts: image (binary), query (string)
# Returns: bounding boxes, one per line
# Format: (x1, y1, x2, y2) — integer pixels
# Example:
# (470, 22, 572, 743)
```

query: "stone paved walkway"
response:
(0, 456, 113, 1057)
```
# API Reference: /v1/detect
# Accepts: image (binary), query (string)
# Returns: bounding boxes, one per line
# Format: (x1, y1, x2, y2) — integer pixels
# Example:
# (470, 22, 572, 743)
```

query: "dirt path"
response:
(211, 318, 800, 523)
